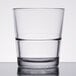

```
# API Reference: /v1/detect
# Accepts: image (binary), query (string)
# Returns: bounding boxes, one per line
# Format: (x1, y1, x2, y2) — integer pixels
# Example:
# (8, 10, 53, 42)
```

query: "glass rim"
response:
(13, 8, 65, 10)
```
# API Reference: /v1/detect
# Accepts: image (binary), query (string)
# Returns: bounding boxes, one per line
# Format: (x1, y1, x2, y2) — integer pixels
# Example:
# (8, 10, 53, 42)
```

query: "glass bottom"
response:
(18, 67, 59, 75)
(18, 57, 59, 68)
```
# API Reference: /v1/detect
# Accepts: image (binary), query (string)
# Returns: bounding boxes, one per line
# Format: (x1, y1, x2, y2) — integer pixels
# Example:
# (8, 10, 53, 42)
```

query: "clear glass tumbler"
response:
(13, 8, 64, 68)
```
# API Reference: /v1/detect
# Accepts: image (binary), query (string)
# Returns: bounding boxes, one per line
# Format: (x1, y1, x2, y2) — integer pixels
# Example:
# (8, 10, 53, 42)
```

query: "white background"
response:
(0, 0, 76, 62)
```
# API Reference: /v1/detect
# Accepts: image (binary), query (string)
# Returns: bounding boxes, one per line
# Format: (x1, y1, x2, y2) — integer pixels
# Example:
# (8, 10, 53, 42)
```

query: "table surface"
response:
(0, 62, 76, 76)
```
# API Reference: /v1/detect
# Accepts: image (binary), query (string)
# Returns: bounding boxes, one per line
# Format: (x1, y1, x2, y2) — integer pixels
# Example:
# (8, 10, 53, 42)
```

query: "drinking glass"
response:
(13, 8, 64, 68)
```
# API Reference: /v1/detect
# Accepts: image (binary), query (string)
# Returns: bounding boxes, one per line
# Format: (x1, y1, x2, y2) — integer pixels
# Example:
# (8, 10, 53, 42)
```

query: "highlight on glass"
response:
(13, 8, 64, 68)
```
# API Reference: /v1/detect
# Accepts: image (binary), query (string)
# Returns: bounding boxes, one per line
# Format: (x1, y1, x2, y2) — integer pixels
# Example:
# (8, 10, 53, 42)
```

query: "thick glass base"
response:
(18, 57, 59, 68)
(18, 67, 59, 75)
